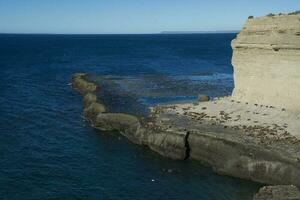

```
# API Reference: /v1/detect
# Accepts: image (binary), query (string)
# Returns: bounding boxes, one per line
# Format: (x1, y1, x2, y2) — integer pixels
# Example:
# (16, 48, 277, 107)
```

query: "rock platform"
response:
(71, 73, 300, 189)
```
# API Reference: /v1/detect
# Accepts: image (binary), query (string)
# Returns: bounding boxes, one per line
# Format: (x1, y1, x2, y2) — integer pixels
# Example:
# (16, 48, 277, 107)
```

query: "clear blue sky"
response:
(0, 0, 299, 34)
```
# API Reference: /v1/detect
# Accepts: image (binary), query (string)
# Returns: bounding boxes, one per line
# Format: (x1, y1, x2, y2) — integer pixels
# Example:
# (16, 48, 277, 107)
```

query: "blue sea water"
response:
(0, 34, 261, 200)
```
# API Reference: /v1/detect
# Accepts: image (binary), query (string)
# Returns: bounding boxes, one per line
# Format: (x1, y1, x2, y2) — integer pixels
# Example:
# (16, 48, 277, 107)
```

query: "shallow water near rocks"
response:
(0, 34, 261, 199)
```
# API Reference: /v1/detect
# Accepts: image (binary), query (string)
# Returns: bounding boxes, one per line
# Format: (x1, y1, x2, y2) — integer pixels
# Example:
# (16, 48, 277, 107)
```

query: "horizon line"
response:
(0, 30, 239, 35)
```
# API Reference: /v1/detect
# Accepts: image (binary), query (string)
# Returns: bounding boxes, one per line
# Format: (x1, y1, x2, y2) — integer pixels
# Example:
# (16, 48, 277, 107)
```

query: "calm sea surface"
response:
(0, 34, 261, 200)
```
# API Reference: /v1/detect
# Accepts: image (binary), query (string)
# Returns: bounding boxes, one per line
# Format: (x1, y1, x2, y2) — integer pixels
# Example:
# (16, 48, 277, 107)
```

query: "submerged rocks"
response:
(253, 185, 300, 200)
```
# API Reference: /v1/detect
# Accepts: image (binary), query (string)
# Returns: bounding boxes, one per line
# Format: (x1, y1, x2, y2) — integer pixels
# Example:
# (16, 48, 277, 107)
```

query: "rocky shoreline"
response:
(71, 73, 300, 199)
(72, 73, 188, 159)
(253, 185, 300, 200)
(71, 13, 300, 199)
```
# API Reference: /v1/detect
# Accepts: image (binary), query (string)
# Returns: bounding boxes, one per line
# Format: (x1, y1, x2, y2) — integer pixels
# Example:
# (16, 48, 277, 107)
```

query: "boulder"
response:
(84, 102, 106, 120)
(83, 93, 97, 106)
(198, 95, 210, 102)
(72, 74, 97, 94)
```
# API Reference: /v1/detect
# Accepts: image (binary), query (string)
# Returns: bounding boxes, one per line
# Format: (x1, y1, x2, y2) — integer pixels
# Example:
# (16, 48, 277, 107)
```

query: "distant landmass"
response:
(160, 31, 239, 34)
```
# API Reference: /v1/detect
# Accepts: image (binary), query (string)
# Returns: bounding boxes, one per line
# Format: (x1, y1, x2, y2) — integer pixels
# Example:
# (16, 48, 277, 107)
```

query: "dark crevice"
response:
(184, 131, 191, 160)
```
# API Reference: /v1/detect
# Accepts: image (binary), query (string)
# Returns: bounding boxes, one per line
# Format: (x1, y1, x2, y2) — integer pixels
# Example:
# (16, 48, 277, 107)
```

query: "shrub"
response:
(248, 16, 254, 19)
(288, 11, 300, 15)
(267, 13, 275, 17)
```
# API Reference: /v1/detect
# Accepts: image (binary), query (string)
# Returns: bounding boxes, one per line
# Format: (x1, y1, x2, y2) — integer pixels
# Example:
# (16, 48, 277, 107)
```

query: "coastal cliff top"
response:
(233, 12, 300, 48)
(249, 11, 300, 19)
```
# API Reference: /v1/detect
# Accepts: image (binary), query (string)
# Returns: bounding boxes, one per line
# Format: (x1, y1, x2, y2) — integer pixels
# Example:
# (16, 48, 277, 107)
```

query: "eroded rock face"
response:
(231, 14, 300, 111)
(94, 113, 140, 132)
(253, 185, 300, 200)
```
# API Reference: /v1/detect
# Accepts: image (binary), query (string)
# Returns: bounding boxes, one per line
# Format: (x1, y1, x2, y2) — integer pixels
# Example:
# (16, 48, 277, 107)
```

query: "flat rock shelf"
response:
(71, 73, 300, 199)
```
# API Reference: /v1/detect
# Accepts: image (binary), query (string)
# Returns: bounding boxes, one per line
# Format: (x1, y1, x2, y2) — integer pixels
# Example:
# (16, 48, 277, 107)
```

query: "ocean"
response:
(0, 34, 261, 200)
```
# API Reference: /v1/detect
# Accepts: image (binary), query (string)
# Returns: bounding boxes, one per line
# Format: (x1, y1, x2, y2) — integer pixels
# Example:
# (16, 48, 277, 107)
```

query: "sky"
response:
(0, 0, 299, 34)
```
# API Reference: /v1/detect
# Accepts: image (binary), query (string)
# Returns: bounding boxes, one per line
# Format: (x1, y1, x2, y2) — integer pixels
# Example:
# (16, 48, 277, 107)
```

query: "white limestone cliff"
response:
(231, 14, 300, 112)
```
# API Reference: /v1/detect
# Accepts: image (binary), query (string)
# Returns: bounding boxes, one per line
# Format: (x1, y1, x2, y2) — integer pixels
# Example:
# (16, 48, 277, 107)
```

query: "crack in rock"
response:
(184, 131, 190, 160)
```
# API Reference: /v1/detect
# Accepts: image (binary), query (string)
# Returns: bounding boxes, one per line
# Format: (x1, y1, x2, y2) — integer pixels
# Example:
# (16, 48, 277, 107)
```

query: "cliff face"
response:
(231, 14, 300, 111)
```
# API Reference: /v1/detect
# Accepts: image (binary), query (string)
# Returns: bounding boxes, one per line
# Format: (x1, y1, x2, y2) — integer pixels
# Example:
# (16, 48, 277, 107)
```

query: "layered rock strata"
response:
(231, 14, 300, 112)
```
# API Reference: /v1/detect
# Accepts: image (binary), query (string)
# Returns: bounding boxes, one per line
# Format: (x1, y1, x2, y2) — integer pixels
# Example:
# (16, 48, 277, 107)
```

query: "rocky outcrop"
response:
(84, 102, 106, 120)
(188, 127, 300, 187)
(72, 73, 97, 94)
(83, 93, 97, 106)
(71, 13, 300, 199)
(231, 14, 300, 112)
(71, 74, 300, 188)
(71, 74, 188, 160)
(253, 185, 300, 200)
